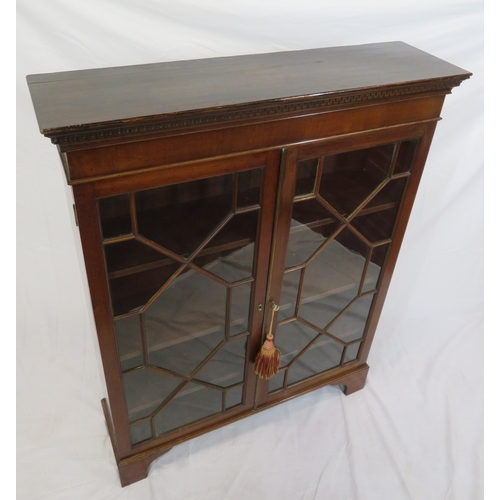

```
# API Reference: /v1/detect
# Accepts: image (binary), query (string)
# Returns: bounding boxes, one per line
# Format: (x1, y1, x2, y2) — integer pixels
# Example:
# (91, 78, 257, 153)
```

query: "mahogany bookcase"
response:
(27, 42, 470, 486)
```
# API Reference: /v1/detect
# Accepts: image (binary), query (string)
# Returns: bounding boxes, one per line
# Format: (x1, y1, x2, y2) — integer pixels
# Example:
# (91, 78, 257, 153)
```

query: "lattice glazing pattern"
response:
(270, 140, 418, 392)
(99, 168, 264, 445)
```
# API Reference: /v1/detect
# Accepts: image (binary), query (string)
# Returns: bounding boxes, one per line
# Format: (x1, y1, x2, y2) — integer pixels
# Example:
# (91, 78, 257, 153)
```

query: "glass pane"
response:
(362, 244, 389, 293)
(193, 210, 258, 283)
(371, 243, 390, 267)
(298, 290, 354, 333)
(279, 269, 302, 321)
(230, 282, 252, 336)
(319, 144, 394, 216)
(287, 335, 343, 385)
(344, 342, 361, 363)
(154, 383, 222, 435)
(226, 386, 244, 409)
(130, 420, 152, 445)
(298, 228, 369, 329)
(275, 320, 319, 367)
(351, 178, 407, 243)
(268, 370, 285, 393)
(327, 294, 375, 342)
(292, 198, 339, 227)
(149, 330, 223, 378)
(195, 337, 247, 388)
(105, 239, 169, 276)
(109, 262, 181, 317)
(237, 168, 263, 208)
(115, 315, 143, 371)
(106, 239, 179, 316)
(123, 368, 182, 421)
(145, 269, 227, 377)
(285, 199, 342, 269)
(394, 139, 419, 174)
(295, 158, 318, 197)
(99, 194, 131, 239)
(136, 174, 233, 257)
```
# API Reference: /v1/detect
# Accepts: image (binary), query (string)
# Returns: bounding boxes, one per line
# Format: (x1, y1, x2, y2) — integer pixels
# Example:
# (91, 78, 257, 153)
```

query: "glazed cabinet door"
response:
(74, 151, 279, 455)
(256, 126, 435, 405)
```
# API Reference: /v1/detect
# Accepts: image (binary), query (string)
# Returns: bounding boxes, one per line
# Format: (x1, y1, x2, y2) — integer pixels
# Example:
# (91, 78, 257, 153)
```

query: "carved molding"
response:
(49, 77, 468, 145)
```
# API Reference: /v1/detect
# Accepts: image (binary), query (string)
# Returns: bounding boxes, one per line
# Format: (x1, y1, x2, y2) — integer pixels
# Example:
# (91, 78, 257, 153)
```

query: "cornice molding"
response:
(48, 76, 468, 146)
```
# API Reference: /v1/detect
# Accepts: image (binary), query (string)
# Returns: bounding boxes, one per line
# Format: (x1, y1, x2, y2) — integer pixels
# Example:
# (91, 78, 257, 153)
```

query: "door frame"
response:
(74, 149, 281, 459)
(255, 120, 439, 407)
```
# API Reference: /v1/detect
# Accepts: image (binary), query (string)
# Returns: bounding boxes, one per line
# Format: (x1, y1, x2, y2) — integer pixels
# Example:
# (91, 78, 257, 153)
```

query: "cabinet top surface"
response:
(27, 41, 470, 138)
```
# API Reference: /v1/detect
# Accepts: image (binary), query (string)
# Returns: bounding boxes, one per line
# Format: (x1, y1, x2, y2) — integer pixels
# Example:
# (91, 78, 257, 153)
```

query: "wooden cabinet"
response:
(27, 42, 470, 486)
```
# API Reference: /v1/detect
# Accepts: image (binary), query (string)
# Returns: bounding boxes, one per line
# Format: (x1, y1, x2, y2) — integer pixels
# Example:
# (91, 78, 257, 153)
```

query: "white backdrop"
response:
(17, 1, 483, 499)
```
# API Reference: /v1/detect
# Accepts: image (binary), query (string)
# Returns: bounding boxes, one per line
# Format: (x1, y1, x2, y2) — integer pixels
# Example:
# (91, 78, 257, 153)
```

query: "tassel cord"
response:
(254, 302, 281, 379)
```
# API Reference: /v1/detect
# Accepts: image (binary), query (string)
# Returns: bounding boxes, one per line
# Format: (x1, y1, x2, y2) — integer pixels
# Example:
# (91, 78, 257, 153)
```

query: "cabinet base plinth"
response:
(118, 449, 172, 487)
(332, 363, 369, 395)
(101, 398, 172, 487)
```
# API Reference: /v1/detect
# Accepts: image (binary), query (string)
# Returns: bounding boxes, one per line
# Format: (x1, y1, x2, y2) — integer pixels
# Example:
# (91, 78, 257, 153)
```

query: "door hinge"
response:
(72, 204, 79, 226)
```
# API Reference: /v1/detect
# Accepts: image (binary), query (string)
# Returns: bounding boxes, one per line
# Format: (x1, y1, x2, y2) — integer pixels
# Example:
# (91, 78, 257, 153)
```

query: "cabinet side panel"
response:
(72, 183, 133, 458)
(357, 120, 439, 364)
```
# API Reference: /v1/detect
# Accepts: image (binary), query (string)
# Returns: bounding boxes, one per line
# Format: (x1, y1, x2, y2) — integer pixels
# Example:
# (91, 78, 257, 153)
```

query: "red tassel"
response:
(254, 333, 280, 379)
